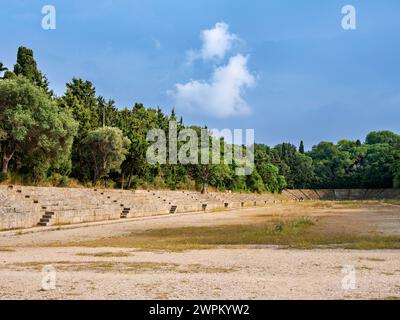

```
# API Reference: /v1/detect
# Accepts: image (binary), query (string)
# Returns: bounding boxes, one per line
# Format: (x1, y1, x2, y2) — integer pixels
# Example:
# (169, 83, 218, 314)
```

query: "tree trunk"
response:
(127, 174, 132, 189)
(93, 169, 98, 185)
(2, 151, 14, 175)
(2, 157, 9, 174)
(121, 172, 125, 190)
(201, 180, 208, 194)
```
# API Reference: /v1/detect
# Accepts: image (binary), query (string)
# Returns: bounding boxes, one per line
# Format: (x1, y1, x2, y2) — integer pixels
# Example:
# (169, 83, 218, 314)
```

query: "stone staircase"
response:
(120, 207, 130, 219)
(37, 211, 55, 226)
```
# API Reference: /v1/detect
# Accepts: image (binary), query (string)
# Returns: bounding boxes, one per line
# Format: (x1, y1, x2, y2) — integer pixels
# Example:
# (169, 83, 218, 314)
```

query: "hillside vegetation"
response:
(1, 47, 399, 192)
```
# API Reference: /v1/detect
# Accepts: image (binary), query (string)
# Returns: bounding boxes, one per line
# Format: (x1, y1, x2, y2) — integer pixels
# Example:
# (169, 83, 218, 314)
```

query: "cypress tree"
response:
(13, 46, 52, 96)
(299, 141, 305, 154)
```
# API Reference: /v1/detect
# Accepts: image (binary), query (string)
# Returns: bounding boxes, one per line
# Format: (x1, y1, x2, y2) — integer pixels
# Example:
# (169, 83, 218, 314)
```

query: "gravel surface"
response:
(0, 247, 400, 300)
(0, 204, 399, 300)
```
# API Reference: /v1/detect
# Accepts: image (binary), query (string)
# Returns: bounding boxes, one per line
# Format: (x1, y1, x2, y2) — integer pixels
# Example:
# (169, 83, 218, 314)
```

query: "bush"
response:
(49, 173, 69, 187)
(394, 173, 400, 189)
(153, 175, 167, 189)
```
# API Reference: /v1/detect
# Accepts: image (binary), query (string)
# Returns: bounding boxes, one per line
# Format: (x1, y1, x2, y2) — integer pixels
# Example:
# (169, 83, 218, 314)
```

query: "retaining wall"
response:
(1, 185, 399, 231)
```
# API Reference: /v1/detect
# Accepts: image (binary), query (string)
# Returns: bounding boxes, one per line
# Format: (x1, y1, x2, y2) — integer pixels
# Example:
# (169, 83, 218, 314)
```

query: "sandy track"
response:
(1, 247, 400, 300)
(1, 204, 400, 300)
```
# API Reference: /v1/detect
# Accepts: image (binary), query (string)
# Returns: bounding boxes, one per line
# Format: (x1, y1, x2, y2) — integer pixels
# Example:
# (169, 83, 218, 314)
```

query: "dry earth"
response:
(0, 202, 400, 300)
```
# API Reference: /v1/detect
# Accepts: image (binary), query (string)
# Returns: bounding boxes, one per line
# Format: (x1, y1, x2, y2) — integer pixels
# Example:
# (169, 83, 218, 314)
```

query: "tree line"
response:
(1, 47, 399, 192)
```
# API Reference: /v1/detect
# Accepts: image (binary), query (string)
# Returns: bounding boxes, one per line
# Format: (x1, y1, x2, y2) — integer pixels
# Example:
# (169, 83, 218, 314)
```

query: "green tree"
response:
(13, 47, 52, 95)
(246, 168, 264, 193)
(292, 153, 314, 188)
(308, 142, 352, 188)
(361, 143, 399, 188)
(97, 96, 119, 128)
(366, 130, 400, 146)
(0, 76, 77, 178)
(272, 143, 314, 188)
(59, 78, 100, 178)
(394, 172, 400, 189)
(60, 78, 99, 134)
(299, 141, 305, 154)
(0, 62, 7, 78)
(81, 127, 131, 183)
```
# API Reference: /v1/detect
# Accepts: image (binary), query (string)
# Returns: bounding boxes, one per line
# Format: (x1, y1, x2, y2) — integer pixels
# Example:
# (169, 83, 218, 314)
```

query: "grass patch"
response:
(8, 261, 235, 274)
(61, 214, 400, 251)
(0, 248, 15, 252)
(299, 201, 367, 209)
(384, 200, 400, 206)
(359, 257, 386, 262)
(76, 252, 130, 258)
(65, 217, 317, 251)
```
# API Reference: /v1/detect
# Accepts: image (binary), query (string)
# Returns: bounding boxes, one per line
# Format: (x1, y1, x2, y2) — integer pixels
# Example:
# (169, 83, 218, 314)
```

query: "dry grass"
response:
(76, 252, 130, 258)
(62, 214, 400, 251)
(359, 257, 386, 262)
(7, 261, 236, 274)
(0, 248, 15, 252)
(64, 216, 315, 251)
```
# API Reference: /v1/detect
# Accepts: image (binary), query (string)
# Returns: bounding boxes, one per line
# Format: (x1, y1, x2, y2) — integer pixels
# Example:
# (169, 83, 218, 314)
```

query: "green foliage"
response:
(366, 131, 400, 145)
(13, 47, 52, 96)
(299, 140, 305, 154)
(308, 134, 400, 189)
(0, 62, 7, 78)
(394, 173, 400, 189)
(246, 169, 264, 193)
(81, 127, 131, 183)
(0, 76, 77, 179)
(257, 163, 283, 193)
(1, 46, 398, 191)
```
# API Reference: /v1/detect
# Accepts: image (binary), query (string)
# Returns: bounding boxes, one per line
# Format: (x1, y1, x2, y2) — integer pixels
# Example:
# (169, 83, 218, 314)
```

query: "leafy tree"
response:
(366, 130, 400, 146)
(97, 96, 119, 127)
(3, 46, 400, 192)
(60, 78, 99, 134)
(0, 76, 77, 178)
(291, 153, 314, 188)
(394, 172, 400, 189)
(361, 143, 399, 188)
(256, 163, 279, 192)
(308, 142, 352, 188)
(246, 168, 264, 193)
(272, 143, 314, 188)
(59, 78, 100, 178)
(81, 127, 130, 183)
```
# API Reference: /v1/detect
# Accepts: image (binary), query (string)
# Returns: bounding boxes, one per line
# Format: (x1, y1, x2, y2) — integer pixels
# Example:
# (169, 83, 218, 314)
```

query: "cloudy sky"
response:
(1, 0, 399, 148)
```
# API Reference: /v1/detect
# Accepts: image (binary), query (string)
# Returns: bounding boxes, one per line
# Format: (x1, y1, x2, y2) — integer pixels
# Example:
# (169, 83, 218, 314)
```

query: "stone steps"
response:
(2, 186, 400, 231)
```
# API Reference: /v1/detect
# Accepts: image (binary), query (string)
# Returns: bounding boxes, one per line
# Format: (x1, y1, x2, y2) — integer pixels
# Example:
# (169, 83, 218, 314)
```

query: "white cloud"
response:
(171, 54, 255, 118)
(187, 22, 239, 63)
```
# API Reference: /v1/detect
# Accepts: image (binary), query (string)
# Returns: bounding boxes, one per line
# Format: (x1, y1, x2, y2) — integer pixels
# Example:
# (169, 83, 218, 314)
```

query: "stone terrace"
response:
(0, 185, 399, 231)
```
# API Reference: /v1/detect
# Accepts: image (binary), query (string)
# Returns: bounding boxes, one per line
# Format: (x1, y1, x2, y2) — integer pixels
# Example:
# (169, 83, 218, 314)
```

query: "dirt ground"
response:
(0, 202, 400, 300)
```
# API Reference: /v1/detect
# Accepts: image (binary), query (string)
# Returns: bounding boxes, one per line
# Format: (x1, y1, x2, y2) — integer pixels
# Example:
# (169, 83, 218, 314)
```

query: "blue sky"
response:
(1, 0, 399, 149)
